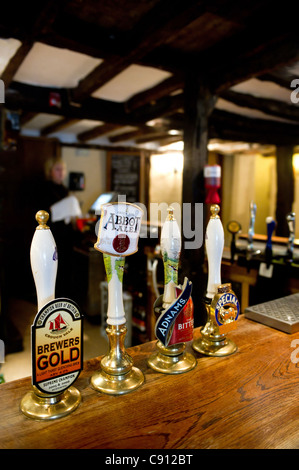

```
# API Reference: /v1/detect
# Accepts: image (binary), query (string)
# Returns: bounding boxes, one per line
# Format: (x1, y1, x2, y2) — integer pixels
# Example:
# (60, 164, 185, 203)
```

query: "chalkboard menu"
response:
(109, 152, 140, 202)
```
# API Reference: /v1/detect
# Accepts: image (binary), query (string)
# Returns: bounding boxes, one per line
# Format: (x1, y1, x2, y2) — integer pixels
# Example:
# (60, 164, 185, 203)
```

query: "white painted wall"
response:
(222, 153, 277, 244)
(61, 146, 107, 215)
(149, 152, 183, 225)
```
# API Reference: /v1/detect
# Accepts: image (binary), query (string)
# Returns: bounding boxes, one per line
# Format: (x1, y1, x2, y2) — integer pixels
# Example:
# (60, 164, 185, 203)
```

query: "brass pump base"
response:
(193, 322, 237, 357)
(90, 324, 144, 395)
(148, 341, 197, 374)
(20, 386, 81, 420)
(91, 367, 144, 395)
(193, 336, 237, 357)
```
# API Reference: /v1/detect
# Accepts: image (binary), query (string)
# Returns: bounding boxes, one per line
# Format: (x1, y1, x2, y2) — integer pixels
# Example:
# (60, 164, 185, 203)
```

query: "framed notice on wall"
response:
(107, 151, 141, 203)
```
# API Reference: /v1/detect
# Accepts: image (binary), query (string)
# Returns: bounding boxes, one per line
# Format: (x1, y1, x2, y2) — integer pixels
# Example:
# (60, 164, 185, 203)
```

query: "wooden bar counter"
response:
(1, 317, 299, 449)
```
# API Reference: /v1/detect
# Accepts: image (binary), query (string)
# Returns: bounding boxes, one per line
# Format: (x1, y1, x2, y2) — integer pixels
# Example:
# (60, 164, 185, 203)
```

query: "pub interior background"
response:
(1, 1, 299, 383)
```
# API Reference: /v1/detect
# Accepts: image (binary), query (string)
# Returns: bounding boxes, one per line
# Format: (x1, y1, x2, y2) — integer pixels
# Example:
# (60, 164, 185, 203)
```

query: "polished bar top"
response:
(1, 317, 299, 449)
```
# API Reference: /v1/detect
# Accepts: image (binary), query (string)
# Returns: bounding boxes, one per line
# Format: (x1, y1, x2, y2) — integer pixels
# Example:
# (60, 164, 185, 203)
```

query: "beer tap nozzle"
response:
(246, 201, 261, 263)
(265, 216, 275, 268)
(286, 212, 295, 263)
(227, 220, 241, 264)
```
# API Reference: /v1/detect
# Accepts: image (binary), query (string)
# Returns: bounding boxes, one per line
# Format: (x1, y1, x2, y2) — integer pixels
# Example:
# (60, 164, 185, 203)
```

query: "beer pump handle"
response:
(266, 217, 275, 250)
(206, 205, 224, 300)
(286, 212, 295, 261)
(248, 201, 257, 251)
(30, 210, 58, 312)
(265, 216, 275, 267)
(227, 220, 241, 264)
(104, 254, 126, 325)
(230, 233, 236, 264)
(161, 207, 181, 306)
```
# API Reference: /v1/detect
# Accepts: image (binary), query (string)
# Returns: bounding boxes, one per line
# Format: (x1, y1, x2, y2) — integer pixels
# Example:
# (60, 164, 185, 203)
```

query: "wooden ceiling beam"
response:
(6, 81, 127, 124)
(210, 109, 299, 146)
(124, 75, 184, 113)
(258, 73, 293, 91)
(221, 89, 299, 123)
(71, 0, 205, 102)
(19, 111, 38, 125)
(8, 78, 299, 147)
(77, 123, 125, 141)
(109, 117, 184, 143)
(129, 93, 184, 125)
(135, 131, 182, 144)
(0, 41, 33, 86)
(108, 125, 150, 143)
(0, 1, 69, 86)
(211, 32, 299, 94)
(40, 117, 81, 136)
(155, 134, 183, 147)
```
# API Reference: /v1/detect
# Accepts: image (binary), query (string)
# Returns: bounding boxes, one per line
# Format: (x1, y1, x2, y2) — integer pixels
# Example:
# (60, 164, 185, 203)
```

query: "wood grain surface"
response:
(0, 317, 299, 449)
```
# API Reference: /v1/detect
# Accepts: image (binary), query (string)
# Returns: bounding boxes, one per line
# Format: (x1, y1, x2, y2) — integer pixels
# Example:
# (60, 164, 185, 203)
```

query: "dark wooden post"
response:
(275, 145, 294, 237)
(181, 71, 216, 326)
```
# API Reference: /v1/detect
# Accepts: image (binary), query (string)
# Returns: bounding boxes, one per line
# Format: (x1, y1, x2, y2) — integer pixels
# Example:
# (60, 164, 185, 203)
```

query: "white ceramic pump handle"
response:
(161, 207, 181, 307)
(30, 210, 58, 312)
(104, 254, 126, 326)
(205, 205, 224, 300)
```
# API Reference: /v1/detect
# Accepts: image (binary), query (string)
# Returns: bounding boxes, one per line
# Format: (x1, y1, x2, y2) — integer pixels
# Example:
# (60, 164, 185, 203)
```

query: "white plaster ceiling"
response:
(1, 38, 296, 151)
(14, 42, 103, 88)
(0, 37, 21, 74)
(22, 113, 63, 130)
(10, 41, 171, 101)
(215, 97, 296, 124)
(230, 77, 292, 103)
(91, 64, 172, 102)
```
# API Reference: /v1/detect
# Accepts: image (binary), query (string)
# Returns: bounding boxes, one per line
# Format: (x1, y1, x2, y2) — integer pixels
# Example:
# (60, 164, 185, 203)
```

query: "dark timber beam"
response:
(210, 109, 299, 146)
(77, 123, 124, 141)
(154, 134, 182, 147)
(211, 32, 299, 94)
(7, 82, 184, 128)
(124, 75, 184, 113)
(135, 130, 178, 144)
(109, 123, 181, 143)
(109, 126, 149, 144)
(221, 89, 299, 123)
(0, 1, 68, 86)
(7, 82, 299, 146)
(71, 0, 205, 102)
(129, 93, 184, 125)
(183, 77, 216, 204)
(40, 118, 81, 136)
(182, 71, 217, 327)
(0, 41, 33, 86)
(19, 111, 38, 125)
(258, 73, 293, 91)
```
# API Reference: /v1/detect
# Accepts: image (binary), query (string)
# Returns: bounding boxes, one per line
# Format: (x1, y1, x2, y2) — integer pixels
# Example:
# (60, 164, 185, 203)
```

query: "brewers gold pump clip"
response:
(193, 205, 240, 357)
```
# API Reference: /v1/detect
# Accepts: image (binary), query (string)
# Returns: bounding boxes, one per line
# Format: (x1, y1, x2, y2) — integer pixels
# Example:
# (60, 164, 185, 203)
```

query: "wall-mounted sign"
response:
(109, 153, 140, 203)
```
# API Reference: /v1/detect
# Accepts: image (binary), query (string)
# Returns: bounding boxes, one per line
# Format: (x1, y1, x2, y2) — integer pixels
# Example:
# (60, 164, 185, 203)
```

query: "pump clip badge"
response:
(211, 291, 240, 334)
(154, 278, 193, 346)
(94, 202, 143, 257)
(32, 298, 83, 394)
